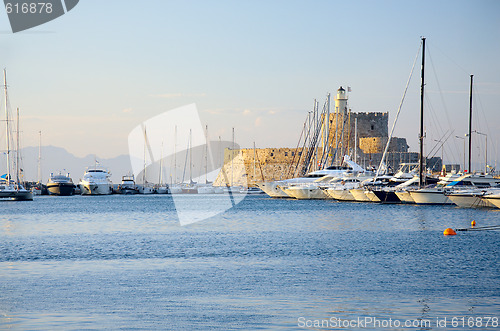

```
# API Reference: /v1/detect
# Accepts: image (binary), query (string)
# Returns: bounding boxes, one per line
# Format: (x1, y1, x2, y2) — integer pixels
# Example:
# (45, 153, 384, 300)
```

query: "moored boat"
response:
(79, 166, 113, 195)
(47, 172, 75, 196)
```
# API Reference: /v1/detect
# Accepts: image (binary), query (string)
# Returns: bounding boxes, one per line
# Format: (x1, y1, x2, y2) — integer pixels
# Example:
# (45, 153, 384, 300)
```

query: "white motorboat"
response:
(79, 167, 113, 195)
(280, 175, 338, 200)
(258, 155, 366, 198)
(482, 188, 500, 209)
(410, 173, 500, 205)
(323, 174, 374, 201)
(408, 173, 461, 205)
(447, 188, 496, 208)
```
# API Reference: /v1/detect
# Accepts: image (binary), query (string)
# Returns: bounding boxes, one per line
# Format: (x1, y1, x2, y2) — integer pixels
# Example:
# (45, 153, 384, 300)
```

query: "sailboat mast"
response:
(205, 125, 208, 183)
(16, 107, 20, 186)
(189, 129, 192, 182)
(143, 127, 147, 184)
(159, 141, 163, 185)
(231, 127, 234, 187)
(174, 125, 177, 184)
(3, 69, 11, 184)
(253, 141, 256, 184)
(468, 74, 473, 173)
(419, 37, 426, 188)
(354, 118, 357, 163)
(38, 131, 42, 184)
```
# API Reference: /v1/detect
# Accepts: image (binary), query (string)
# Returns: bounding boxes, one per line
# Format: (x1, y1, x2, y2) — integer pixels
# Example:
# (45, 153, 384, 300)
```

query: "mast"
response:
(16, 107, 20, 187)
(253, 141, 256, 184)
(419, 37, 426, 188)
(189, 129, 192, 183)
(231, 127, 234, 187)
(468, 74, 473, 173)
(174, 125, 177, 184)
(38, 131, 42, 184)
(205, 125, 208, 183)
(354, 118, 357, 163)
(143, 127, 147, 185)
(326, 93, 330, 166)
(159, 140, 164, 185)
(3, 69, 11, 185)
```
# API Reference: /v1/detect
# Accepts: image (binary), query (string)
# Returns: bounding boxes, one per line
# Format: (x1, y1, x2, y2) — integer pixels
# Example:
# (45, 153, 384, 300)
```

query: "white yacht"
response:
(323, 176, 368, 201)
(410, 173, 500, 205)
(79, 167, 113, 195)
(259, 155, 366, 199)
(482, 188, 500, 209)
(280, 175, 338, 200)
(447, 188, 497, 208)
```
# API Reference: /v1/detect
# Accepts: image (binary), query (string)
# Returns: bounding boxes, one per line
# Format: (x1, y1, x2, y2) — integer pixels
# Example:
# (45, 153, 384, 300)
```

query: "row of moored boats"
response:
(255, 156, 500, 209)
(33, 167, 265, 196)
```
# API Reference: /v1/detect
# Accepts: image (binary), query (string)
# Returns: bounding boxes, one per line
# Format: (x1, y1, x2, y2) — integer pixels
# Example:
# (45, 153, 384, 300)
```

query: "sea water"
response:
(0, 195, 499, 330)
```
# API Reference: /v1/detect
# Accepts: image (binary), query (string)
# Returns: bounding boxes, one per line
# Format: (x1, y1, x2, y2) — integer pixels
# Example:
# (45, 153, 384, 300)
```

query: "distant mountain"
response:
(14, 146, 132, 183)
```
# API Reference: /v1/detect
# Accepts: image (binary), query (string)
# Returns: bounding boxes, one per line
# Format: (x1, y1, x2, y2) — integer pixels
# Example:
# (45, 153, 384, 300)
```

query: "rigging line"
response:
(473, 83, 496, 164)
(424, 96, 460, 165)
(427, 48, 462, 164)
(427, 40, 470, 76)
(427, 49, 455, 134)
(374, 40, 421, 180)
(287, 114, 307, 178)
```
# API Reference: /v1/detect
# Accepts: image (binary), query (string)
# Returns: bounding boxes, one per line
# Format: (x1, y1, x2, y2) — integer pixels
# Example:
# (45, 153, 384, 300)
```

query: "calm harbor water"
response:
(0, 195, 499, 330)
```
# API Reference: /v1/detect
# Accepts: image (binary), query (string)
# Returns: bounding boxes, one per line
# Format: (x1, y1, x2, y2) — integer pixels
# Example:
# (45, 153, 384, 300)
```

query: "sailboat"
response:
(139, 126, 154, 194)
(156, 142, 168, 194)
(196, 125, 215, 194)
(0, 70, 33, 201)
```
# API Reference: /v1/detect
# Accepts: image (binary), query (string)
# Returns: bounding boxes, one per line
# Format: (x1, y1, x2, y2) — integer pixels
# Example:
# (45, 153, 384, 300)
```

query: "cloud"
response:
(149, 93, 207, 98)
(242, 109, 252, 116)
(255, 117, 263, 126)
(122, 108, 133, 113)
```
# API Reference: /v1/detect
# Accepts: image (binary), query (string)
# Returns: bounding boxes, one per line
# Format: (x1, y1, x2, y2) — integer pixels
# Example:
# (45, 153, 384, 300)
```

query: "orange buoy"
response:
(471, 220, 476, 227)
(444, 228, 457, 236)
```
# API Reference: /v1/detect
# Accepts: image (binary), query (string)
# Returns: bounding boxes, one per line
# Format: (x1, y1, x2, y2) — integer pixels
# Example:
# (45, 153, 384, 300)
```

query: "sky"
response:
(1, 0, 499, 173)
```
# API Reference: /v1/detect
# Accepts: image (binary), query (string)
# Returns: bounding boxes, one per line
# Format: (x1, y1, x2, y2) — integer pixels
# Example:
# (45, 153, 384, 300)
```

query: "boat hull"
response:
(80, 183, 112, 195)
(483, 195, 500, 209)
(282, 186, 329, 199)
(409, 189, 454, 205)
(257, 182, 289, 198)
(365, 190, 380, 202)
(395, 191, 414, 203)
(447, 194, 495, 208)
(47, 183, 74, 196)
(350, 188, 371, 202)
(371, 190, 401, 203)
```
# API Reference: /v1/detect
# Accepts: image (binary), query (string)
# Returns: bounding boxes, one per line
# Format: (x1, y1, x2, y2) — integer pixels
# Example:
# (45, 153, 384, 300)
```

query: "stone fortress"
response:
(214, 87, 442, 187)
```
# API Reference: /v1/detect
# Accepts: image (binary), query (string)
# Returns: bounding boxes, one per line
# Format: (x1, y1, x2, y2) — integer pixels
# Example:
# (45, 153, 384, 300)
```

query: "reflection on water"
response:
(0, 195, 499, 329)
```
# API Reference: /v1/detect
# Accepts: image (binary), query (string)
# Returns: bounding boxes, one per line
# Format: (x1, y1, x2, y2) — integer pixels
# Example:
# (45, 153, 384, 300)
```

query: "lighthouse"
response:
(334, 86, 348, 115)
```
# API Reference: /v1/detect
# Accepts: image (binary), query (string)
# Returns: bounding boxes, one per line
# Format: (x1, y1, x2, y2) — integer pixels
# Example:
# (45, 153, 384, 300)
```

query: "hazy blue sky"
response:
(1, 0, 499, 171)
